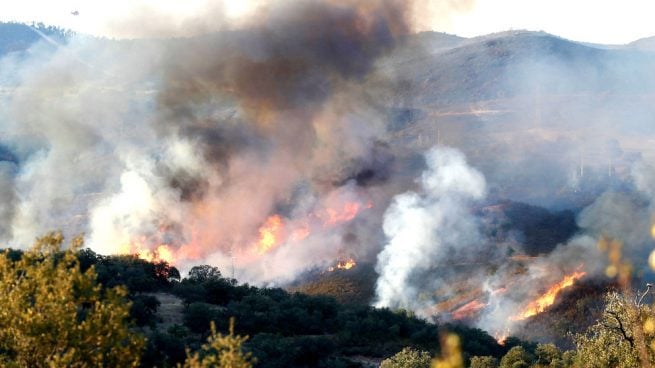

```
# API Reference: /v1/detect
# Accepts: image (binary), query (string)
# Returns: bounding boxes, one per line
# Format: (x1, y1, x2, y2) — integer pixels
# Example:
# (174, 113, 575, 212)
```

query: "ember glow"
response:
(512, 270, 587, 321)
(328, 258, 357, 272)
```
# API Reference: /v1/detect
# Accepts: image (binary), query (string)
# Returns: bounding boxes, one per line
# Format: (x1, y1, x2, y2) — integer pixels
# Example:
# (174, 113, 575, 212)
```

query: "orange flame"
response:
(328, 258, 357, 272)
(153, 244, 175, 263)
(494, 328, 510, 345)
(253, 199, 370, 255)
(512, 270, 586, 321)
(121, 239, 176, 264)
(255, 214, 285, 254)
(452, 299, 487, 320)
(321, 201, 361, 226)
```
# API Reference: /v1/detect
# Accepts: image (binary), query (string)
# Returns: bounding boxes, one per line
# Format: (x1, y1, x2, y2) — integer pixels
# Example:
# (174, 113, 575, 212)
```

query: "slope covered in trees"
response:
(4, 233, 655, 367)
(1, 236, 514, 367)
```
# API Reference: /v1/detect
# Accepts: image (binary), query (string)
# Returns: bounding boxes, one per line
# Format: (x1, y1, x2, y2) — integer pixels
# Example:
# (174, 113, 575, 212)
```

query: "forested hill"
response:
(3, 246, 513, 367)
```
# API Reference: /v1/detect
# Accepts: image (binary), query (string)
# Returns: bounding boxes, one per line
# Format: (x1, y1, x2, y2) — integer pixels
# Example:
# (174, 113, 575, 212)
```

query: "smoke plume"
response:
(375, 146, 486, 310)
(0, 0, 431, 283)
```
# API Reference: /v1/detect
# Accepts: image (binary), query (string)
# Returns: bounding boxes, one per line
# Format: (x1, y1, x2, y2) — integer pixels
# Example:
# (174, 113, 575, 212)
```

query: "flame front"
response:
(121, 239, 176, 264)
(253, 199, 369, 256)
(512, 270, 586, 321)
(120, 199, 370, 262)
(452, 299, 487, 320)
(255, 215, 285, 254)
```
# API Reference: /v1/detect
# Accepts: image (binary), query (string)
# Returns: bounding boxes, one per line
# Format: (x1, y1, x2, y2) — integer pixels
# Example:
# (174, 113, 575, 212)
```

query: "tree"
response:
(184, 302, 222, 335)
(130, 293, 161, 327)
(0, 232, 145, 367)
(534, 343, 562, 367)
(188, 265, 223, 283)
(499, 346, 533, 368)
(573, 291, 652, 367)
(469, 356, 498, 368)
(380, 347, 432, 368)
(180, 318, 255, 368)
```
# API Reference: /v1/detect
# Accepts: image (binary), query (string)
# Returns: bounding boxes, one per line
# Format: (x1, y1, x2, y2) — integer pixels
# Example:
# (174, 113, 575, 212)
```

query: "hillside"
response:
(75, 249, 511, 367)
(0, 22, 71, 56)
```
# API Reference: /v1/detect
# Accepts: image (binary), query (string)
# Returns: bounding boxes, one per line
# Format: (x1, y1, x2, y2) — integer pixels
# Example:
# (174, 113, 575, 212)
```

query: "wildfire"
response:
(451, 299, 487, 320)
(121, 240, 176, 264)
(253, 199, 371, 255)
(328, 258, 357, 272)
(255, 214, 285, 254)
(494, 328, 510, 345)
(512, 270, 586, 321)
(323, 202, 361, 226)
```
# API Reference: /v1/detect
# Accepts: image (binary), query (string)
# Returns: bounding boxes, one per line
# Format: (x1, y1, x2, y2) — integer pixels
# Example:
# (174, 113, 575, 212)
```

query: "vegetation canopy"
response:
(0, 232, 145, 367)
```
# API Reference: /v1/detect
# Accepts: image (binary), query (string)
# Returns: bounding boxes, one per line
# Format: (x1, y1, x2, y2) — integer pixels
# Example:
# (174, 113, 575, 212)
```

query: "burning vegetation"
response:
(328, 258, 357, 272)
(512, 270, 587, 321)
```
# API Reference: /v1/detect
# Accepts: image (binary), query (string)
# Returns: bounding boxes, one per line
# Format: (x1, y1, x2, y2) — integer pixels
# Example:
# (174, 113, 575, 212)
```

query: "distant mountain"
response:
(628, 36, 655, 51)
(388, 30, 655, 107)
(0, 22, 71, 56)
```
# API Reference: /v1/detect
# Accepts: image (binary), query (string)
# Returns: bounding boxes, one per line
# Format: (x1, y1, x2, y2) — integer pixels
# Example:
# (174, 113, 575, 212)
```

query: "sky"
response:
(0, 0, 654, 44)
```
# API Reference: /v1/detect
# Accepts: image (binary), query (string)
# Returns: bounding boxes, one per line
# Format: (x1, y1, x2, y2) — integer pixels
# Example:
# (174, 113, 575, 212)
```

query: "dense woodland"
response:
(1, 233, 654, 367)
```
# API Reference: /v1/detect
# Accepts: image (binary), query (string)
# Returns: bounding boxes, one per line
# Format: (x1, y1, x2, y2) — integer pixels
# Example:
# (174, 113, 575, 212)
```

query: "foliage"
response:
(572, 291, 652, 367)
(92, 253, 180, 292)
(248, 333, 337, 368)
(534, 343, 562, 367)
(380, 347, 432, 368)
(188, 265, 224, 283)
(167, 266, 505, 367)
(445, 324, 505, 359)
(469, 356, 498, 368)
(287, 263, 377, 305)
(180, 318, 255, 368)
(184, 302, 222, 335)
(0, 241, 516, 368)
(499, 346, 533, 368)
(0, 232, 145, 367)
(130, 293, 162, 327)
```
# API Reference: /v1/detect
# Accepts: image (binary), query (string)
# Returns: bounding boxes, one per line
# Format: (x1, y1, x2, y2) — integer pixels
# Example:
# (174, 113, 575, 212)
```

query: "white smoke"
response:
(374, 146, 486, 311)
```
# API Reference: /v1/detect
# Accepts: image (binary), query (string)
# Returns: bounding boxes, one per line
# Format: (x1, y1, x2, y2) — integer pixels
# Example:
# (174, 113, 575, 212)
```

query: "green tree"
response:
(573, 291, 652, 367)
(380, 347, 432, 368)
(180, 318, 255, 368)
(469, 355, 498, 368)
(188, 265, 223, 283)
(534, 343, 562, 367)
(0, 232, 145, 367)
(499, 346, 533, 368)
